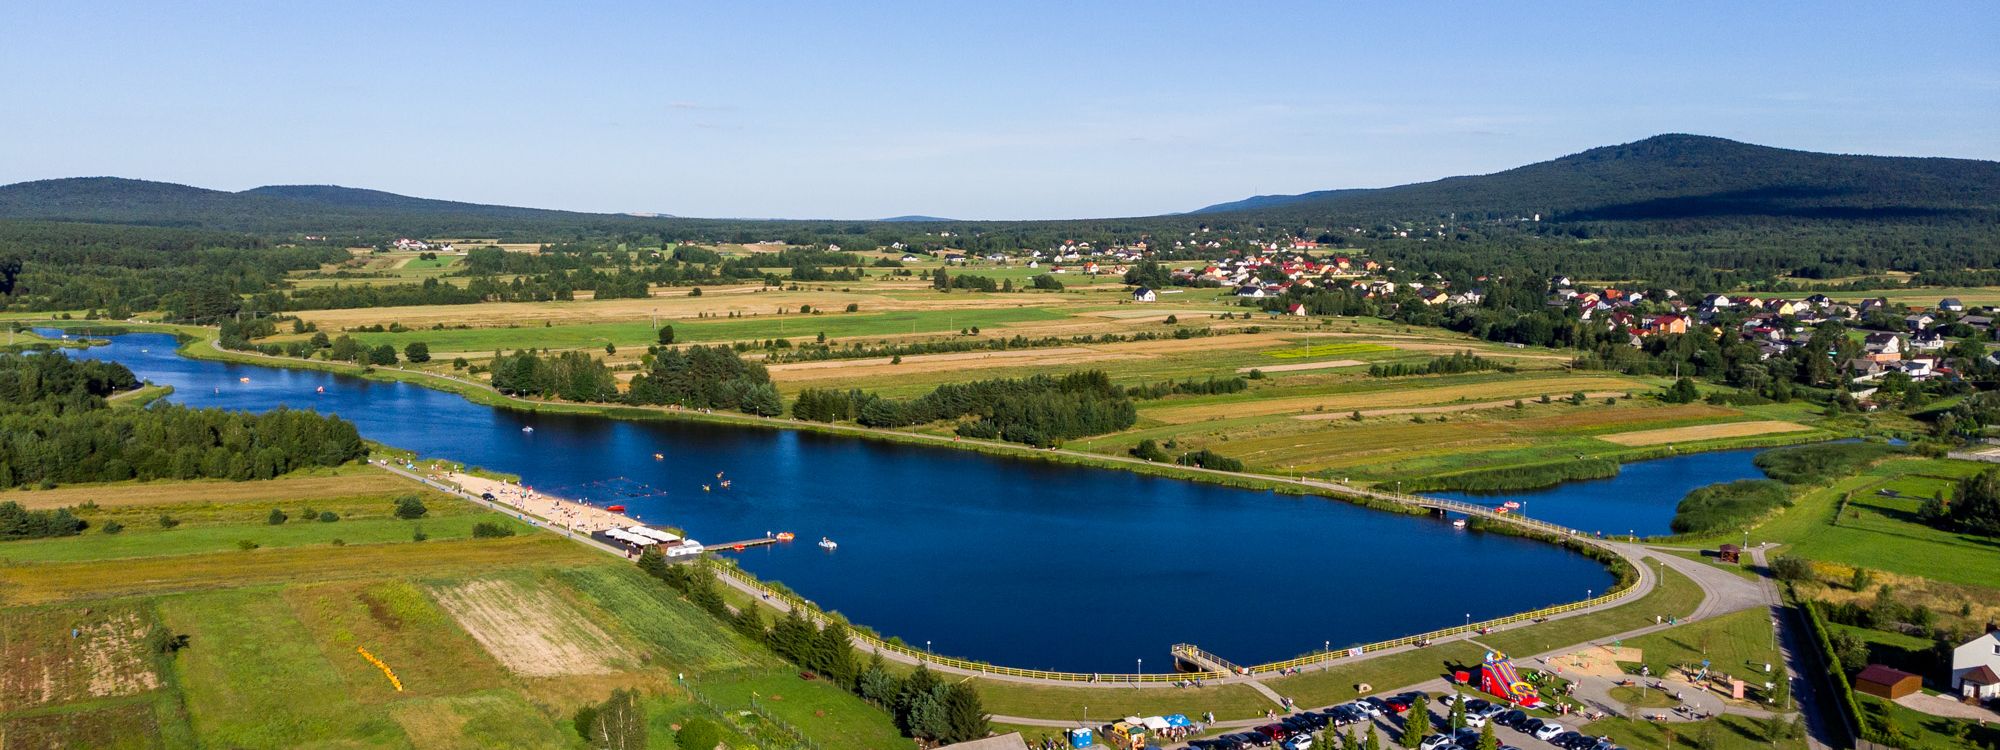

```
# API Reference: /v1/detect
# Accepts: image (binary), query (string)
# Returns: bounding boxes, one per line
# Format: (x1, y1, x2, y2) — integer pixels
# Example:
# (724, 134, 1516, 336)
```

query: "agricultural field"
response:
(1750, 457, 2000, 591)
(0, 469, 908, 749)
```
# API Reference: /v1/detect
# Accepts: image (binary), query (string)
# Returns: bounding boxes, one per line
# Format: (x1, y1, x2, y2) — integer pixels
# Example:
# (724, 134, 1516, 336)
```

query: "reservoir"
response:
(67, 332, 1630, 672)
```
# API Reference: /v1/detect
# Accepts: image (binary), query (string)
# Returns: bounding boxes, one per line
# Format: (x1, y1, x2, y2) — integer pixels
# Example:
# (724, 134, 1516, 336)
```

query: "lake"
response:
(60, 332, 1666, 672)
(1428, 449, 1769, 538)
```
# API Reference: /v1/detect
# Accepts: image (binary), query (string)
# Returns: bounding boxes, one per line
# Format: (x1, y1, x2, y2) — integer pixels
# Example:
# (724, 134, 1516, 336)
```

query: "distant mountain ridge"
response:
(2, 135, 1994, 234)
(1190, 134, 2000, 224)
(0, 177, 640, 234)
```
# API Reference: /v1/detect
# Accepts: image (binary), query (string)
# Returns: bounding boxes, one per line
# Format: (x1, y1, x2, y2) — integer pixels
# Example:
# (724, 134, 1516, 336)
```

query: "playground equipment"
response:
(1478, 651, 1541, 707)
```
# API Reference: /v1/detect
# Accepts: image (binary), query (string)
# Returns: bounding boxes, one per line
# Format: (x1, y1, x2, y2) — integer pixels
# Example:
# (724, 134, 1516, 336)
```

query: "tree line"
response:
(853, 371, 1137, 447)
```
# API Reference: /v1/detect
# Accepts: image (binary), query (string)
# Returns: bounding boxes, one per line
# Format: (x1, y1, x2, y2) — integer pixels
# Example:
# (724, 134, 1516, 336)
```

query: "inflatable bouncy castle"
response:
(1478, 651, 1542, 707)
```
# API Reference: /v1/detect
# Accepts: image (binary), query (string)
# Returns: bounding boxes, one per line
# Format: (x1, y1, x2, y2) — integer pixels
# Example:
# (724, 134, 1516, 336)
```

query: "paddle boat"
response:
(1452, 518, 1468, 529)
(521, 426, 534, 433)
(653, 453, 664, 460)
(238, 377, 250, 383)
(316, 386, 325, 394)
(818, 537, 838, 550)
(606, 505, 626, 513)
(702, 484, 711, 492)
(774, 532, 796, 541)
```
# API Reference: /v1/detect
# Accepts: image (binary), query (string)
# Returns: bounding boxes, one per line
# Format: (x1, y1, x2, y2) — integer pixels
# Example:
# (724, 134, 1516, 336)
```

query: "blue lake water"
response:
(1427, 449, 1768, 538)
(51, 331, 1767, 672)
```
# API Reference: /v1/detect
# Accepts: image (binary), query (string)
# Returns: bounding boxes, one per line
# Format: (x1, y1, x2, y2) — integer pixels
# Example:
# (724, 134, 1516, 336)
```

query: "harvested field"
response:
(292, 287, 1044, 330)
(0, 700, 161, 750)
(389, 692, 570, 749)
(3, 470, 420, 510)
(1241, 359, 1365, 374)
(769, 332, 1289, 383)
(0, 536, 595, 604)
(1146, 376, 1649, 424)
(0, 604, 160, 708)
(1597, 420, 1811, 446)
(430, 577, 634, 677)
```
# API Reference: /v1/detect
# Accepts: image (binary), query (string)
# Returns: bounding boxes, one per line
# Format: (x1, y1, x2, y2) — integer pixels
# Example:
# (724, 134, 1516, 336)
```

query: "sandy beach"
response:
(423, 465, 642, 535)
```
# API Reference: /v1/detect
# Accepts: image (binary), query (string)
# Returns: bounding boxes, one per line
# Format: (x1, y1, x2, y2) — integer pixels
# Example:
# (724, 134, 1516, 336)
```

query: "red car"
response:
(1255, 723, 1293, 741)
(1384, 696, 1413, 713)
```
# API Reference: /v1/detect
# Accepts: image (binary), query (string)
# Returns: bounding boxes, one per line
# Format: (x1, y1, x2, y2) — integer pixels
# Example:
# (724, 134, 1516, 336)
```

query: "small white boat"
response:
(521, 426, 534, 433)
(1452, 519, 1468, 529)
(818, 537, 838, 550)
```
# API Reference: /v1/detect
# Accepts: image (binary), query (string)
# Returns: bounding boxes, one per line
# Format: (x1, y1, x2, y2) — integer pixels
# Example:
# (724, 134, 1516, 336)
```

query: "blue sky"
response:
(3, 1, 1995, 219)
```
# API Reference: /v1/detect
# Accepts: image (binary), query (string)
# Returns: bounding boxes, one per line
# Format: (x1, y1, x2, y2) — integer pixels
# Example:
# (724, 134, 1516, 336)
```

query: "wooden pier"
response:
(707, 537, 781, 552)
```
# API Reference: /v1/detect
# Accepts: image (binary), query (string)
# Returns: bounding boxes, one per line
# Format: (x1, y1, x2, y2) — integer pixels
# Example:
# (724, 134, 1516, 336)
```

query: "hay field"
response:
(3, 469, 418, 510)
(292, 286, 1050, 330)
(1597, 420, 1812, 446)
(1143, 375, 1649, 424)
(430, 577, 636, 677)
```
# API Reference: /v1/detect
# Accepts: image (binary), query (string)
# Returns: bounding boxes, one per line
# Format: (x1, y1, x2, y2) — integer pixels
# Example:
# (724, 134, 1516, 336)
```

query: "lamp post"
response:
(1137, 658, 1143, 677)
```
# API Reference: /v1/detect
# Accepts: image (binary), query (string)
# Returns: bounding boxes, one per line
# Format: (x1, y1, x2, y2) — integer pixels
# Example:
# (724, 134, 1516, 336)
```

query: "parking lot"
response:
(1178, 689, 1623, 750)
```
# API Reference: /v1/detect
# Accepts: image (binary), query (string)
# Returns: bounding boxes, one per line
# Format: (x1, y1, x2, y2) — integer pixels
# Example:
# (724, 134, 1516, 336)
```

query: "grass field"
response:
(1598, 420, 1812, 446)
(0, 467, 913, 748)
(1622, 609, 1783, 692)
(319, 306, 1068, 353)
(1752, 458, 2000, 589)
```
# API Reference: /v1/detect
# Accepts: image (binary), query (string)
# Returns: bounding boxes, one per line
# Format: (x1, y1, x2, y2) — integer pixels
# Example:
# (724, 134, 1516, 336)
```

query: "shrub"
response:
(158, 514, 180, 529)
(1177, 449, 1244, 472)
(471, 521, 516, 538)
(412, 525, 428, 542)
(1130, 439, 1171, 462)
(237, 540, 259, 551)
(102, 520, 124, 535)
(1754, 442, 1900, 485)
(393, 495, 428, 519)
(1671, 479, 1792, 534)
(675, 717, 720, 750)
(1771, 555, 1813, 581)
(267, 508, 288, 525)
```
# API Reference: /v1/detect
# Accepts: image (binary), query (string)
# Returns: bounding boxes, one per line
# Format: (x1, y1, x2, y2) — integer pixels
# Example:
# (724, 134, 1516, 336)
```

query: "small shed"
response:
(1855, 664, 1922, 699)
(1717, 543, 1741, 564)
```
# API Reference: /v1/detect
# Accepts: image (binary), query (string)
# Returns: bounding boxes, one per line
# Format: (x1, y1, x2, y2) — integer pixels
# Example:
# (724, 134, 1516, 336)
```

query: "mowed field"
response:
(0, 468, 911, 749)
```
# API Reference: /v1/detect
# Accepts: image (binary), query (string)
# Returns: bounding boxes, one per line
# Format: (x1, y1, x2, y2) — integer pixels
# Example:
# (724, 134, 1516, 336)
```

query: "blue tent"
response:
(1165, 714, 1192, 727)
(1067, 727, 1094, 748)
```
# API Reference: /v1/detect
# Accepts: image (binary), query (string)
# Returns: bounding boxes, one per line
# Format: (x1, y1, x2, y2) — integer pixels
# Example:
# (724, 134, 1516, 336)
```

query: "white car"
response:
(1282, 736, 1313, 750)
(1461, 713, 1487, 728)
(1419, 735, 1455, 750)
(1533, 722, 1565, 741)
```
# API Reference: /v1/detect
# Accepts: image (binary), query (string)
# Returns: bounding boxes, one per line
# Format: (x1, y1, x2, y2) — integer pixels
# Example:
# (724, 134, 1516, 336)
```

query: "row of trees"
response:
(626, 345, 783, 416)
(1368, 351, 1498, 378)
(855, 371, 1137, 447)
(634, 552, 989, 744)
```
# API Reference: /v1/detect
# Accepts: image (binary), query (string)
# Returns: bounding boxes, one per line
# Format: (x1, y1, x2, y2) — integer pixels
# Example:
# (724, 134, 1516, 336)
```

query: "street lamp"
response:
(1324, 640, 1331, 653)
(1137, 658, 1143, 676)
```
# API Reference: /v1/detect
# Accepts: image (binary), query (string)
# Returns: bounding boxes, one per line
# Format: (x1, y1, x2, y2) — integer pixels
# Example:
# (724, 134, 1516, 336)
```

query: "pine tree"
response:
(1364, 724, 1381, 750)
(1400, 694, 1429, 747)
(1448, 697, 1466, 730)
(1476, 721, 1497, 750)
(940, 683, 989, 743)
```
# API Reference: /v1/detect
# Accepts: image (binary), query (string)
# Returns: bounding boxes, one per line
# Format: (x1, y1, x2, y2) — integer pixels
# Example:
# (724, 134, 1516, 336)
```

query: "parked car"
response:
(1326, 705, 1364, 725)
(1281, 735, 1314, 750)
(1419, 735, 1455, 750)
(1472, 702, 1509, 719)
(1533, 722, 1565, 741)
(1360, 697, 1391, 716)
(1255, 724, 1292, 741)
(1384, 696, 1414, 713)
(1551, 731, 1589, 748)
(1520, 718, 1549, 735)
(1460, 712, 1487, 729)
(1231, 732, 1274, 747)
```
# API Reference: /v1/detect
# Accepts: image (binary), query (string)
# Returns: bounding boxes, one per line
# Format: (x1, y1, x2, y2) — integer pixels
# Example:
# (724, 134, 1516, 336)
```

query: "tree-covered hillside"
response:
(1193, 134, 2000, 225)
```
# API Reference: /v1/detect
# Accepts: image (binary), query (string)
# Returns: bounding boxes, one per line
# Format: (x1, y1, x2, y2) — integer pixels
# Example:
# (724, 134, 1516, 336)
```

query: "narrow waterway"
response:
(1428, 449, 1768, 537)
(59, 332, 1658, 672)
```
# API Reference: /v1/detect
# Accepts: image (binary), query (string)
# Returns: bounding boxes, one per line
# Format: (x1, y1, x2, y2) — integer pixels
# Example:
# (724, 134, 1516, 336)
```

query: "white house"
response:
(1954, 627, 2000, 701)
(1131, 287, 1156, 303)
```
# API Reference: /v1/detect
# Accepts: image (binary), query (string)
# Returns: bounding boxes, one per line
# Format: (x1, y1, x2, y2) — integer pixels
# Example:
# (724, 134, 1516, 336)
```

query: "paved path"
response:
(1749, 545, 1839, 750)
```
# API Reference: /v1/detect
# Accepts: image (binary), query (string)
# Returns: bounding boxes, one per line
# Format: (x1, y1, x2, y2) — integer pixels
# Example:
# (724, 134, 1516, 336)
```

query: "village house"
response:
(1940, 297, 1967, 312)
(1863, 333, 1904, 362)
(1905, 313, 1935, 331)
(1953, 626, 2000, 703)
(1909, 330, 1947, 352)
(1131, 287, 1156, 303)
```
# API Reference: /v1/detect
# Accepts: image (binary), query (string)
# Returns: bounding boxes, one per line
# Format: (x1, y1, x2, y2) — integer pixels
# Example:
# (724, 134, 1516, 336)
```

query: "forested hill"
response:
(1192, 134, 2000, 225)
(0, 177, 652, 235)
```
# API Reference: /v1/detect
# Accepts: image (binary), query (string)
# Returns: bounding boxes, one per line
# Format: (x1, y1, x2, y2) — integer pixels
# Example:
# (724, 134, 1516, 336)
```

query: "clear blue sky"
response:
(4, 1, 1995, 220)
